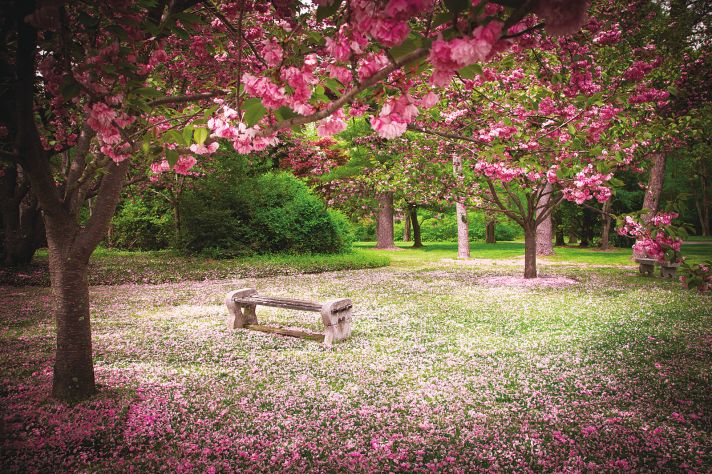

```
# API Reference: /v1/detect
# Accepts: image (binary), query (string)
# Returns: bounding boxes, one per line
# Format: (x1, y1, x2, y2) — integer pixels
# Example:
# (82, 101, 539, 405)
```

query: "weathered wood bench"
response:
(225, 288, 352, 346)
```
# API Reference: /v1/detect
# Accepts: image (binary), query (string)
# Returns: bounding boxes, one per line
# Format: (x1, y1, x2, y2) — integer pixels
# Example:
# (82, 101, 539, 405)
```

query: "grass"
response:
(354, 240, 712, 268)
(0, 248, 390, 286)
(1, 241, 710, 471)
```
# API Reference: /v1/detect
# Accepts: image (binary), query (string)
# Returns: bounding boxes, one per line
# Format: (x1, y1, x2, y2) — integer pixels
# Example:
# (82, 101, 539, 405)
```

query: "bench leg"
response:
(321, 299, 353, 347)
(225, 288, 258, 329)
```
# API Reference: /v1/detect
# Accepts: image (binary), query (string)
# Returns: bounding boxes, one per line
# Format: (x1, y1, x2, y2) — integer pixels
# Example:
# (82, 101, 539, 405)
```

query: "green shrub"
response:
(180, 172, 353, 256)
(110, 198, 172, 250)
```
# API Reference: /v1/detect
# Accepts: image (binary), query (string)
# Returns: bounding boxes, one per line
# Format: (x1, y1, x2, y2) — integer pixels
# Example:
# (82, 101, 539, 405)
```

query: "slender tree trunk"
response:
(642, 152, 666, 219)
(455, 202, 470, 257)
(403, 211, 411, 242)
(408, 204, 423, 248)
(568, 232, 578, 244)
(1, 165, 45, 266)
(696, 168, 709, 236)
(375, 192, 396, 249)
(524, 224, 537, 279)
(452, 155, 470, 257)
(579, 208, 593, 247)
(485, 219, 496, 244)
(600, 200, 612, 250)
(536, 183, 554, 256)
(554, 218, 565, 246)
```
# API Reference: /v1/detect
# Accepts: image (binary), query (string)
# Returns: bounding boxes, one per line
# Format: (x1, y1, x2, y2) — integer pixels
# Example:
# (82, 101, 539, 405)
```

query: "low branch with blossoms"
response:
(616, 212, 686, 264)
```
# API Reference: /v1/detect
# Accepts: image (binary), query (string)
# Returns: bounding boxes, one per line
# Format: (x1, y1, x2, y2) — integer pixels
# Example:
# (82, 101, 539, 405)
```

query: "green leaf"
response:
(182, 126, 194, 145)
(243, 98, 266, 127)
(389, 37, 419, 59)
(193, 127, 208, 145)
(316, 0, 342, 21)
(275, 106, 297, 121)
(324, 78, 344, 94)
(432, 11, 454, 28)
(133, 87, 164, 98)
(166, 149, 179, 166)
(164, 129, 185, 146)
(567, 123, 576, 136)
(458, 63, 483, 79)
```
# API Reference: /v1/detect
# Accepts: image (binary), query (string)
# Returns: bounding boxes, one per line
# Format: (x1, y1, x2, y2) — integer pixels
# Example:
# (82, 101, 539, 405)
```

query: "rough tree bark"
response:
(408, 204, 423, 248)
(600, 200, 612, 250)
(452, 155, 470, 257)
(403, 211, 411, 242)
(375, 192, 397, 249)
(642, 152, 666, 219)
(536, 183, 554, 256)
(524, 224, 537, 279)
(485, 219, 496, 244)
(695, 162, 709, 236)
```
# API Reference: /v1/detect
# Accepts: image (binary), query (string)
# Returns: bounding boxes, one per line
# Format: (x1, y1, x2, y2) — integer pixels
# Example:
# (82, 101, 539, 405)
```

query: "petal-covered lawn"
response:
(1, 258, 710, 472)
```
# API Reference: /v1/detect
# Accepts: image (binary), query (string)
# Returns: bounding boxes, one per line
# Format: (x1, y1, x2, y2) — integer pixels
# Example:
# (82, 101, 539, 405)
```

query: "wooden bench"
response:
(225, 288, 352, 346)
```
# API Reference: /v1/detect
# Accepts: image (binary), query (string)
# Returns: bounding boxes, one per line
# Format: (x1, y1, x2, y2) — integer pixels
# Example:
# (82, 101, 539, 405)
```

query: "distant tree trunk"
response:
(403, 211, 411, 242)
(485, 219, 496, 244)
(568, 232, 578, 245)
(0, 164, 45, 266)
(600, 200, 612, 249)
(696, 164, 710, 236)
(408, 204, 423, 248)
(536, 183, 554, 256)
(375, 192, 396, 249)
(456, 202, 470, 257)
(524, 224, 537, 279)
(579, 208, 593, 247)
(452, 155, 470, 257)
(642, 153, 666, 219)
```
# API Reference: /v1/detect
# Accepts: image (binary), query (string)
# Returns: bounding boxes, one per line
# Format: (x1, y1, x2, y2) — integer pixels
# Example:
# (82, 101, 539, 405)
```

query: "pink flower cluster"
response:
(617, 212, 683, 263)
(207, 103, 279, 154)
(316, 109, 347, 137)
(473, 161, 526, 183)
(370, 94, 419, 139)
(86, 100, 136, 163)
(562, 164, 612, 204)
(428, 22, 503, 86)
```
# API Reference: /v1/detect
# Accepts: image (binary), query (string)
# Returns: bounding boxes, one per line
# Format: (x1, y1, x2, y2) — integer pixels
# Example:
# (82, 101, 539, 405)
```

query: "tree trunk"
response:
(456, 202, 470, 257)
(696, 167, 709, 236)
(375, 192, 396, 249)
(568, 232, 578, 245)
(46, 222, 95, 401)
(642, 152, 666, 219)
(403, 211, 411, 242)
(485, 219, 496, 244)
(554, 225, 565, 246)
(408, 204, 423, 248)
(524, 225, 537, 279)
(600, 200, 612, 249)
(536, 183, 554, 256)
(452, 154, 470, 256)
(579, 207, 593, 247)
(0, 165, 45, 266)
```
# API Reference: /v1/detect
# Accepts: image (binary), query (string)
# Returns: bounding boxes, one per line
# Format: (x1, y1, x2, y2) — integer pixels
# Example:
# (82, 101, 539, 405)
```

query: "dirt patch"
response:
(477, 275, 579, 288)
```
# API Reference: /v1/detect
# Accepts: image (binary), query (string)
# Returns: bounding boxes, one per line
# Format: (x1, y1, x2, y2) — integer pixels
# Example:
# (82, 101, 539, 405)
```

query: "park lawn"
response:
(354, 240, 712, 268)
(0, 248, 390, 286)
(1, 246, 710, 472)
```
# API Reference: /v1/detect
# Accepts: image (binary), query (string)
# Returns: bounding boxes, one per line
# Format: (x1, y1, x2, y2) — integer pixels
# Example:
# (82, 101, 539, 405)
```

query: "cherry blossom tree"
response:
(3, 0, 594, 400)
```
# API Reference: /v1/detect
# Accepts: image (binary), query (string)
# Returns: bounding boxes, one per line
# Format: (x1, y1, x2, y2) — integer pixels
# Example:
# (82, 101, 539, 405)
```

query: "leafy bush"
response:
(109, 198, 172, 250)
(180, 172, 353, 256)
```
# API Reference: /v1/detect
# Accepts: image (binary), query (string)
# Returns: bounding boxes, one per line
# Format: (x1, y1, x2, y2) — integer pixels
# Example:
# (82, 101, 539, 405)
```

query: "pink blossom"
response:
(189, 142, 219, 155)
(262, 38, 283, 67)
(173, 155, 197, 175)
(316, 109, 347, 137)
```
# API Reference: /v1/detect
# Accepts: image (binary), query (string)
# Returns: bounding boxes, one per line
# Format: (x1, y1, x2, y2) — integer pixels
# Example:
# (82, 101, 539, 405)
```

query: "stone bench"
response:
(225, 288, 352, 347)
(635, 258, 656, 276)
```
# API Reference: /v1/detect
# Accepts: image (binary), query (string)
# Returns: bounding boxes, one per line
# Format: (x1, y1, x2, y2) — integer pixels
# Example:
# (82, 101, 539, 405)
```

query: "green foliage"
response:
(391, 210, 521, 242)
(109, 197, 173, 250)
(179, 172, 353, 257)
